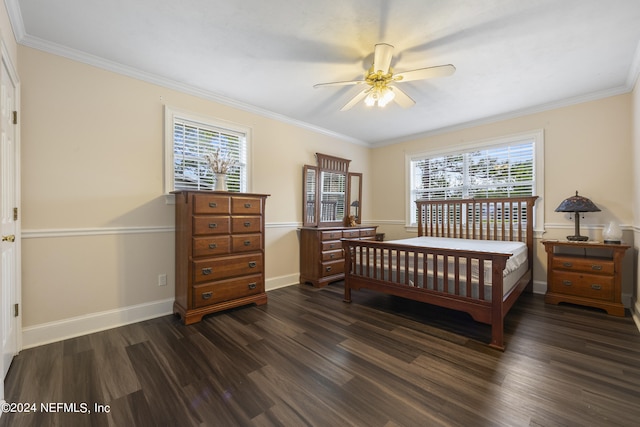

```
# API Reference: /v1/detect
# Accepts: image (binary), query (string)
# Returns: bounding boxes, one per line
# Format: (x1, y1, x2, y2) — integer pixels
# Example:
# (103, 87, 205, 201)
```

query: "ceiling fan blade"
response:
(313, 79, 365, 88)
(394, 64, 456, 82)
(390, 86, 415, 108)
(340, 88, 370, 111)
(373, 43, 394, 74)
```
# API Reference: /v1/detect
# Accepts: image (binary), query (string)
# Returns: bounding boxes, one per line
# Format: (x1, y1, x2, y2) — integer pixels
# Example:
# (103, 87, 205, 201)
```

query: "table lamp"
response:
(555, 191, 600, 241)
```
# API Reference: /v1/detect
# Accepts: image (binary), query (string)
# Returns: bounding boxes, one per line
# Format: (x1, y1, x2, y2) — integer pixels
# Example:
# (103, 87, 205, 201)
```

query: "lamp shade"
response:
(555, 191, 600, 241)
(555, 191, 600, 213)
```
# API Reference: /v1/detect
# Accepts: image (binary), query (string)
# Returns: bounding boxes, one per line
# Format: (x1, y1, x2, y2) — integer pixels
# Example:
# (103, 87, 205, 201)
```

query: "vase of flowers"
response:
(203, 148, 237, 191)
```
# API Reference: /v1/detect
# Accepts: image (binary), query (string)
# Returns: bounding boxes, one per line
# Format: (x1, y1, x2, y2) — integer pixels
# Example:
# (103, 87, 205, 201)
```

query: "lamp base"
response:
(604, 239, 621, 245)
(566, 235, 588, 242)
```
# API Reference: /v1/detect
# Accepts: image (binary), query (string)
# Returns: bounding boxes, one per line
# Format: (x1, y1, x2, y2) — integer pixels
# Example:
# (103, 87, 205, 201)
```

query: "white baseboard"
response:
(21, 298, 174, 349)
(21, 277, 302, 350)
(532, 279, 547, 295)
(266, 273, 299, 291)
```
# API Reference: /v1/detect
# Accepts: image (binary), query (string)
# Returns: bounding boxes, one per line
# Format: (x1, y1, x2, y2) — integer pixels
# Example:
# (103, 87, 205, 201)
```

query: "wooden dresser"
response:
(299, 226, 377, 287)
(542, 240, 629, 316)
(173, 191, 269, 324)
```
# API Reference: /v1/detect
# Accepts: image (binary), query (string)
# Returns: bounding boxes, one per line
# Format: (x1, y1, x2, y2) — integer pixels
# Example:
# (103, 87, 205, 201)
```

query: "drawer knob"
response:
(248, 283, 257, 290)
(248, 261, 257, 268)
(330, 253, 335, 259)
(202, 291, 213, 300)
(244, 222, 251, 227)
(209, 243, 217, 249)
(202, 267, 212, 275)
(591, 284, 602, 290)
(329, 244, 335, 248)
(591, 265, 603, 271)
(209, 202, 217, 208)
(209, 223, 218, 229)
(562, 262, 573, 268)
(562, 280, 572, 286)
(244, 240, 251, 246)
(244, 203, 252, 208)
(326, 266, 332, 272)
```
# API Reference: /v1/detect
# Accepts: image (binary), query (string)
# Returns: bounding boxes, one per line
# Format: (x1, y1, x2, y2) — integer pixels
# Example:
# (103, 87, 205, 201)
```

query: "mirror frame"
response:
(303, 153, 359, 227)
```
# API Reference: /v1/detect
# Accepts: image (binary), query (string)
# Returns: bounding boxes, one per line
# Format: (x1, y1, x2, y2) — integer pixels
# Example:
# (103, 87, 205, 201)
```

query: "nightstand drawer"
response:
(549, 272, 614, 300)
(551, 256, 614, 275)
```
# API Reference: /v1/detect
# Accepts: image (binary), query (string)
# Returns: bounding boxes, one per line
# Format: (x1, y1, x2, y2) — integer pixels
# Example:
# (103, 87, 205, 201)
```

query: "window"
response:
(164, 106, 249, 193)
(407, 130, 544, 227)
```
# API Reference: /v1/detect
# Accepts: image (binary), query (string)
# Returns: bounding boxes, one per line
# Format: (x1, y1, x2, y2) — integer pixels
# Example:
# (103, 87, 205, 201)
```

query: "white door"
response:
(0, 50, 19, 381)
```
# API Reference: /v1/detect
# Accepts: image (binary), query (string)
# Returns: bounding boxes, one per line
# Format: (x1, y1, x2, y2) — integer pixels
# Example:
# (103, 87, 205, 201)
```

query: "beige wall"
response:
(19, 46, 370, 329)
(370, 94, 635, 301)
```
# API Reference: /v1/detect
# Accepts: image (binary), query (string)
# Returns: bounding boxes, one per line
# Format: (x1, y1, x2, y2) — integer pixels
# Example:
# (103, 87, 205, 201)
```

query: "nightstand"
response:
(542, 240, 629, 316)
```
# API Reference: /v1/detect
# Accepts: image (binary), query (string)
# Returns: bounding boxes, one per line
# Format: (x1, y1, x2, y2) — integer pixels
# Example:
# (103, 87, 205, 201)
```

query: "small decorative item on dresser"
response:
(203, 148, 237, 192)
(603, 220, 622, 244)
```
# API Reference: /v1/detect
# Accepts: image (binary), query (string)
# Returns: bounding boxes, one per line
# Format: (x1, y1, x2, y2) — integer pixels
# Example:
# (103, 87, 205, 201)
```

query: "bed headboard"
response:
(416, 196, 538, 246)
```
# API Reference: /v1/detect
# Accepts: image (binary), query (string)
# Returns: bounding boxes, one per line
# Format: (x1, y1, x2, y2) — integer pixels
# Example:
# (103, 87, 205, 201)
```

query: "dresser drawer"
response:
(322, 249, 343, 261)
(321, 230, 342, 241)
(551, 256, 614, 275)
(232, 216, 262, 234)
(193, 254, 263, 283)
(549, 271, 614, 300)
(192, 274, 263, 308)
(319, 259, 345, 278)
(193, 216, 230, 235)
(193, 194, 230, 214)
(342, 229, 360, 238)
(360, 228, 377, 238)
(322, 240, 341, 251)
(232, 234, 262, 252)
(193, 236, 230, 257)
(232, 197, 263, 215)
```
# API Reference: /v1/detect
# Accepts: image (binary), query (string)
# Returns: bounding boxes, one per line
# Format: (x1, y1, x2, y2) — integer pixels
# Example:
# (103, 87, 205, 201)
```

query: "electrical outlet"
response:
(158, 274, 167, 286)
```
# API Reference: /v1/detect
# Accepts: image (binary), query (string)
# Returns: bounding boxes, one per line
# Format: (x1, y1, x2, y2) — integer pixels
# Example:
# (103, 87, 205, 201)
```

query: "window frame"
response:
(405, 129, 545, 232)
(164, 106, 251, 195)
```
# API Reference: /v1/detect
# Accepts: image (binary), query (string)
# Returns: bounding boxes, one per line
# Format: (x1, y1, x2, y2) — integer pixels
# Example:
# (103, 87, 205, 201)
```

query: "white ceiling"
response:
(7, 0, 640, 145)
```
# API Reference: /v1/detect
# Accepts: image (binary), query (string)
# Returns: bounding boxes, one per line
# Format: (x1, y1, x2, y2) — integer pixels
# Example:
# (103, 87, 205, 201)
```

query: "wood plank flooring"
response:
(2, 283, 640, 426)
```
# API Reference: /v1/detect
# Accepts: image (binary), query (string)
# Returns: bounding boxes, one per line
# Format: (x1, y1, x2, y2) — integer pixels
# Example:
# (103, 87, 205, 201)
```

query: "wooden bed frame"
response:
(342, 196, 538, 350)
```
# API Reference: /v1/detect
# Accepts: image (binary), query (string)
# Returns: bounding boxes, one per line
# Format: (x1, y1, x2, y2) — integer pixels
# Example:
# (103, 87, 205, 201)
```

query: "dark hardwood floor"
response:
(2, 283, 640, 426)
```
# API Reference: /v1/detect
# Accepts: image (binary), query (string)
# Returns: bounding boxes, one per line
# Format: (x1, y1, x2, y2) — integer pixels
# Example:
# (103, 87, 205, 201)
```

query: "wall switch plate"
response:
(158, 274, 167, 286)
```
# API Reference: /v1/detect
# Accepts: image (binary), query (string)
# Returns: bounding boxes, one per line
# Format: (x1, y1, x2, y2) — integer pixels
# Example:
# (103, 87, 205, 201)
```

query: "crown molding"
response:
(15, 32, 367, 147)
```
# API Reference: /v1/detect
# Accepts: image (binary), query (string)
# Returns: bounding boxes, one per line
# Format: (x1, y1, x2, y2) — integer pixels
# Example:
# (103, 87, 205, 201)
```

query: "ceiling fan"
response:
(314, 43, 455, 111)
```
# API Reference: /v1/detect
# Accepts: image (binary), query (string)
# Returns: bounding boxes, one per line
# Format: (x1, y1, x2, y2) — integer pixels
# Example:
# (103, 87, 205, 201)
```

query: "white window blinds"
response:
(172, 117, 247, 192)
(409, 139, 536, 225)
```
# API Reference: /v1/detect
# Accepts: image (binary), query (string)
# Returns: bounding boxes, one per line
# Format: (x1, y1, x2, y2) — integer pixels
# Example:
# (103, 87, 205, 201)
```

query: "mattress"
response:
(351, 236, 528, 300)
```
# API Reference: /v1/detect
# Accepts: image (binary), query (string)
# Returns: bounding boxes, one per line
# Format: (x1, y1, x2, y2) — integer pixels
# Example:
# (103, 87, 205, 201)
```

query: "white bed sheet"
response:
(352, 236, 528, 300)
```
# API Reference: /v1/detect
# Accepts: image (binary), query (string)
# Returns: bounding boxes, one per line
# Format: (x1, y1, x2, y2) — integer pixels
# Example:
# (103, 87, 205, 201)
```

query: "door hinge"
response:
(13, 207, 18, 221)
(12, 111, 17, 125)
(14, 303, 18, 317)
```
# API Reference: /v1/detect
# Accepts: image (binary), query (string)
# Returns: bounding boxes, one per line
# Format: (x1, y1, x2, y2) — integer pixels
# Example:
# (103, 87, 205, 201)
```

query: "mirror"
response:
(303, 165, 317, 226)
(303, 153, 361, 227)
(347, 173, 362, 224)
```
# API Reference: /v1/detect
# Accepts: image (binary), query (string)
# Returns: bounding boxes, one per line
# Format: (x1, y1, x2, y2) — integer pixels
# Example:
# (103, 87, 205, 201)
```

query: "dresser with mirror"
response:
(299, 153, 377, 287)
